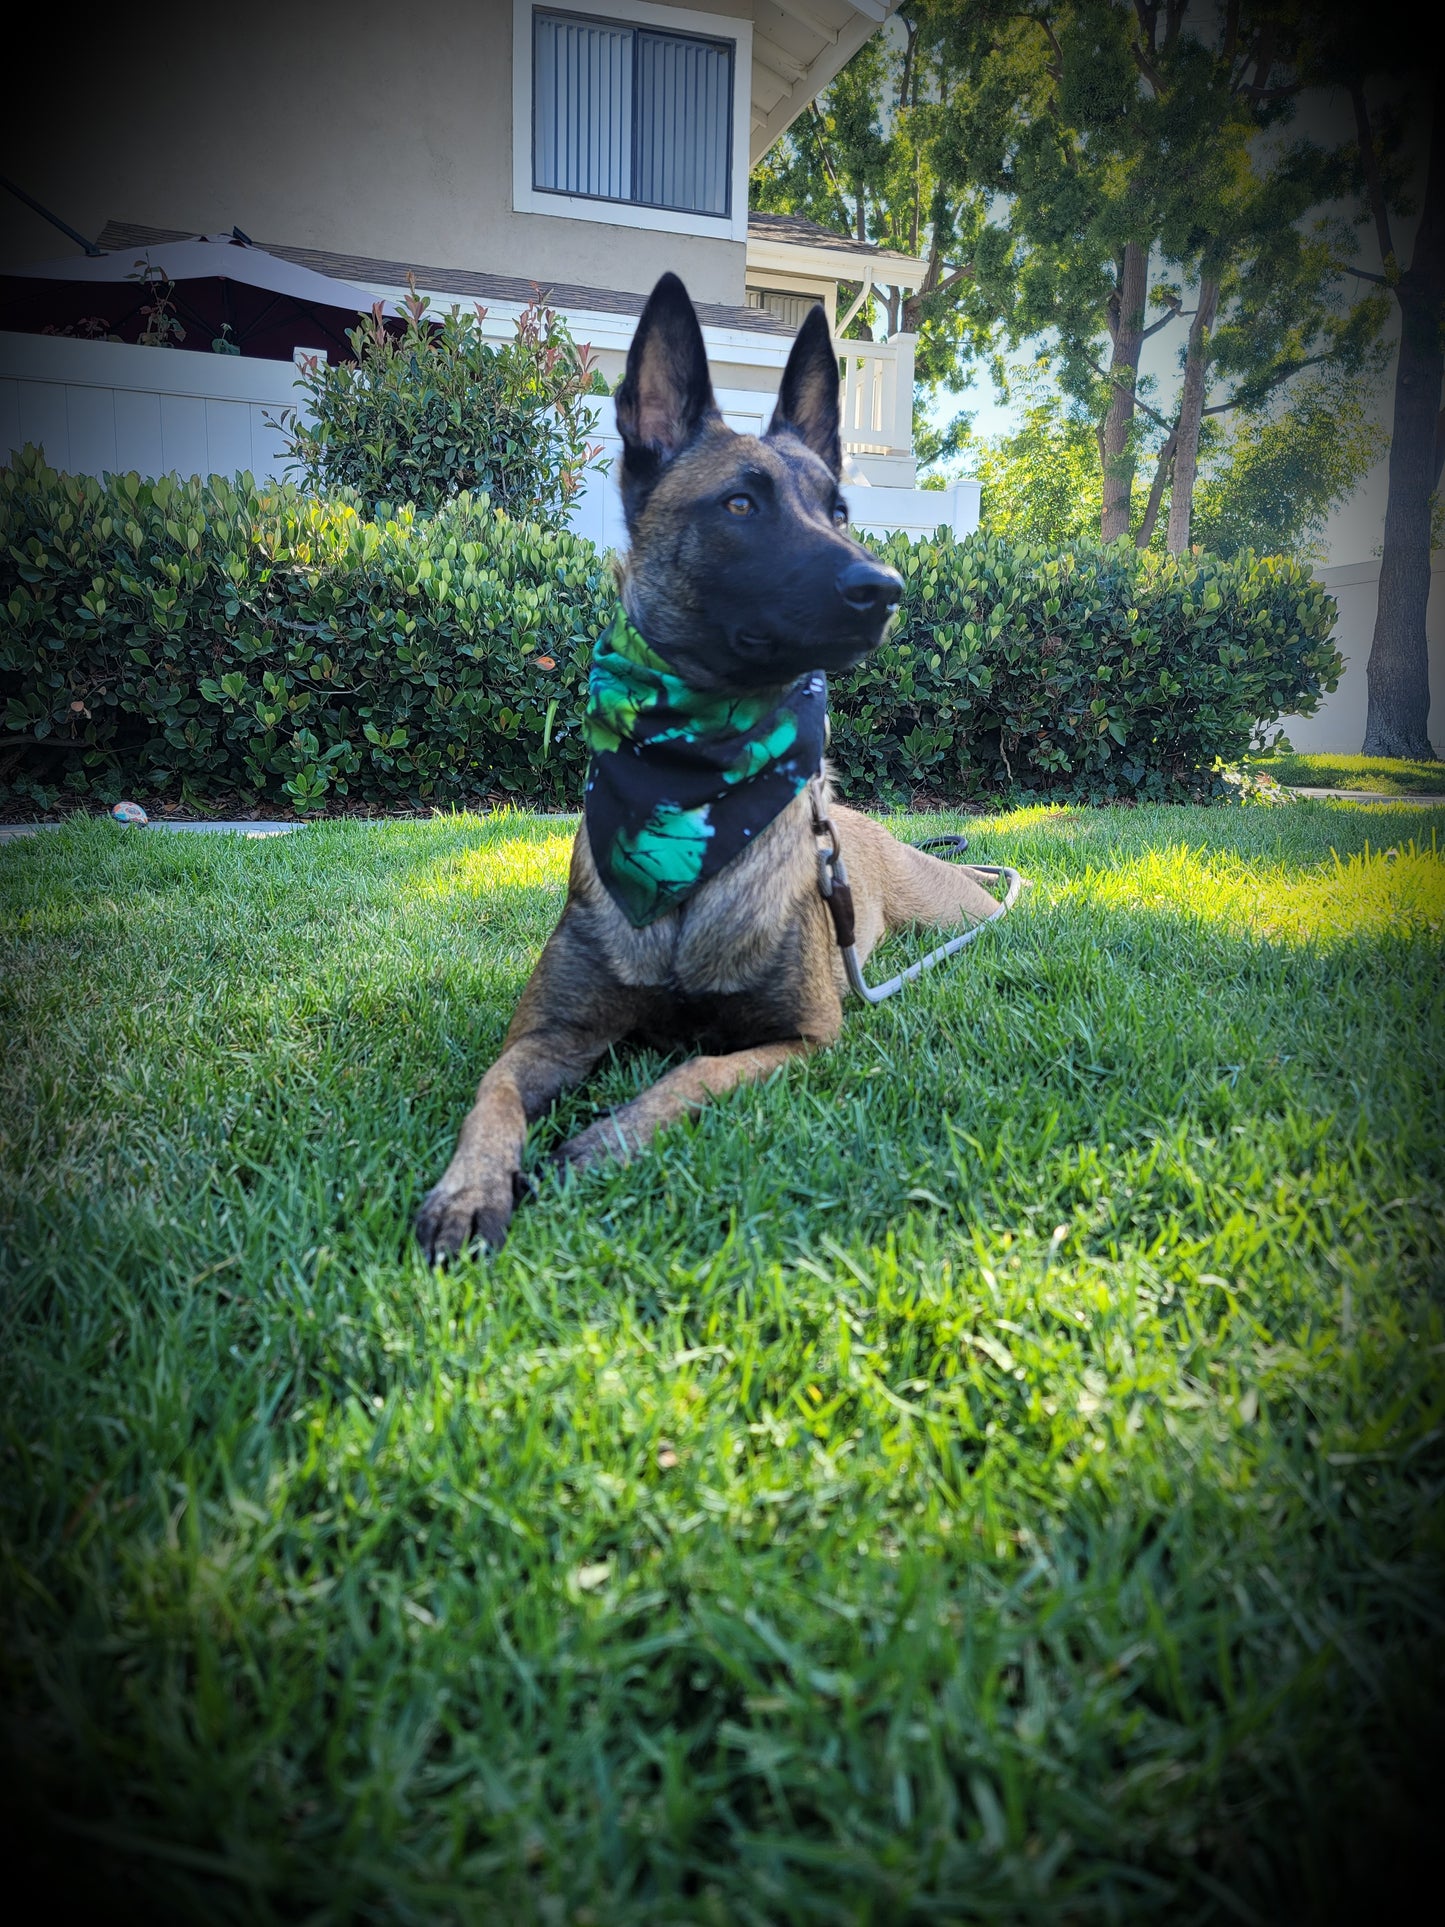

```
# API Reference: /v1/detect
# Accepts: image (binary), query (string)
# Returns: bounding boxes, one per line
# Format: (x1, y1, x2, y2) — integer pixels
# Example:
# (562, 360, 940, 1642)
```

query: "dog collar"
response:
(582, 607, 828, 927)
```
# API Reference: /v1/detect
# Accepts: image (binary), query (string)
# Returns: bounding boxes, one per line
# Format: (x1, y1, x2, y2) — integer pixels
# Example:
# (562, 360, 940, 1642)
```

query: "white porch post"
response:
(887, 331, 916, 457)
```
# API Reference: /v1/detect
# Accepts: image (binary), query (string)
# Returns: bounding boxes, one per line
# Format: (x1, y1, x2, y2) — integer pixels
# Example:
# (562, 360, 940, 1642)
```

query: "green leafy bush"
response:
(836, 529, 1342, 801)
(278, 279, 607, 526)
(0, 451, 610, 812)
(0, 450, 1341, 812)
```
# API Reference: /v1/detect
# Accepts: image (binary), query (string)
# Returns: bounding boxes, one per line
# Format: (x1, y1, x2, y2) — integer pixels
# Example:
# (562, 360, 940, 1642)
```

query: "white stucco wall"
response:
(1275, 557, 1445, 756)
(2, 0, 752, 305)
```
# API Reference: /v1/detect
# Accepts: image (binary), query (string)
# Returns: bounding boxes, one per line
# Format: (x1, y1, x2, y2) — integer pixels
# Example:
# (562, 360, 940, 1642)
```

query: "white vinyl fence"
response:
(0, 330, 980, 547)
(0, 331, 296, 485)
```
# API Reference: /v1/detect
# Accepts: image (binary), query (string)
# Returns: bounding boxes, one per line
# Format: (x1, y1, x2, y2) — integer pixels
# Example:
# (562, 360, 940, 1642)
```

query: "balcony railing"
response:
(837, 332, 915, 460)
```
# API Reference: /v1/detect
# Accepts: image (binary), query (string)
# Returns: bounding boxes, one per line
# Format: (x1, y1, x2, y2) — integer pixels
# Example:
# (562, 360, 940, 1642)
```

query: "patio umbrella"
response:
(0, 235, 380, 359)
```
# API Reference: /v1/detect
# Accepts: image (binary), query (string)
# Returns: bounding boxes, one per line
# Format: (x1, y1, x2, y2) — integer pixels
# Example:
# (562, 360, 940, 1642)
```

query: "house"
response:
(1, 1, 977, 543)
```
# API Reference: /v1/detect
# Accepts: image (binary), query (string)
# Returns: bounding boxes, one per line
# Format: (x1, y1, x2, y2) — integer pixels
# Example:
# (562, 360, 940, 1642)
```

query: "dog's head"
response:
(612, 273, 904, 691)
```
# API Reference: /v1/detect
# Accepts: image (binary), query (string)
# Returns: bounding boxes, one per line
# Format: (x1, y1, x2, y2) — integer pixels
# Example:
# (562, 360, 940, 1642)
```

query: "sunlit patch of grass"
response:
(1257, 750, 1445, 795)
(1053, 834, 1445, 946)
(1, 802, 1442, 1923)
(878, 801, 1080, 841)
(406, 828, 576, 903)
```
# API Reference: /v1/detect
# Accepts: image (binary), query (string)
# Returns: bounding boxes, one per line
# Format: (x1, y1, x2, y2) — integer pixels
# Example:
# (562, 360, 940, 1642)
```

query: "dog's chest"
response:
(573, 798, 822, 1020)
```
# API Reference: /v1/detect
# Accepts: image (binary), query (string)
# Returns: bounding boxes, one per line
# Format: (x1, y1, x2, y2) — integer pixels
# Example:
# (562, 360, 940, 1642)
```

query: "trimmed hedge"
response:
(1, 450, 1342, 811)
(0, 453, 611, 812)
(841, 528, 1342, 800)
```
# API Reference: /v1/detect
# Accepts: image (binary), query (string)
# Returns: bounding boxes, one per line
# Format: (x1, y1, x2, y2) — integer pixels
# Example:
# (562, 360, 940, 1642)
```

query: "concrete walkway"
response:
(1287, 787, 1445, 805)
(3, 795, 1443, 843)
(0, 815, 581, 841)
(0, 820, 297, 842)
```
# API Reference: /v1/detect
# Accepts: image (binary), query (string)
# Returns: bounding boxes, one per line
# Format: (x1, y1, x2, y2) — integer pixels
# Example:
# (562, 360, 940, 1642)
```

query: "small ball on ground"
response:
(110, 801, 148, 825)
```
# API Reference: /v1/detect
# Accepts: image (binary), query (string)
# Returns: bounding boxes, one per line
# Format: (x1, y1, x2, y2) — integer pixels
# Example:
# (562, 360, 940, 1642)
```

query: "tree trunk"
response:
(1165, 277, 1220, 553)
(1100, 241, 1150, 541)
(1136, 423, 1179, 550)
(1364, 80, 1445, 760)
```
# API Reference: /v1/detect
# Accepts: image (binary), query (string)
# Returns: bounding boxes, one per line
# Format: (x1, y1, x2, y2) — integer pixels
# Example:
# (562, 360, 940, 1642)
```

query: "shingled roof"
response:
(97, 221, 793, 336)
(746, 210, 921, 270)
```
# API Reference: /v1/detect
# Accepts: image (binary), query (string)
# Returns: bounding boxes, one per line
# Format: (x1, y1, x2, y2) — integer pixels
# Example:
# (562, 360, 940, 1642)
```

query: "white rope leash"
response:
(839, 864, 1024, 1005)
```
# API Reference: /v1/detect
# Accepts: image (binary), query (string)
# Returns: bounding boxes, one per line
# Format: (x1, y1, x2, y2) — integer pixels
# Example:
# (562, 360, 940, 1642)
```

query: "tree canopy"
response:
(752, 0, 1389, 554)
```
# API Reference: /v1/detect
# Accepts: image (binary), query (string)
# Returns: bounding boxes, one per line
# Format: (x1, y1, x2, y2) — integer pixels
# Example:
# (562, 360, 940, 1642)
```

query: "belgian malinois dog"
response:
(416, 274, 1006, 1260)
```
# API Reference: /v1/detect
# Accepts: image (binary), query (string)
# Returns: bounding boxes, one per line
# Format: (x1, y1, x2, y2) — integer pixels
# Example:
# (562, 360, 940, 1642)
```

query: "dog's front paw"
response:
(415, 1178, 513, 1263)
(551, 1111, 643, 1173)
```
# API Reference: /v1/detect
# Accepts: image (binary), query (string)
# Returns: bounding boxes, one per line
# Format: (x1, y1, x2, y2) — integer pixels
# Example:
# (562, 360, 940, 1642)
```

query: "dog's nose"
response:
(837, 559, 904, 615)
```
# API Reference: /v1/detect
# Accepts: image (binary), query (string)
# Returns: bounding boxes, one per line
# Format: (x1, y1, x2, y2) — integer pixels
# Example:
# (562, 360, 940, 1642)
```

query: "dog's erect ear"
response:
(614, 274, 718, 517)
(766, 303, 841, 477)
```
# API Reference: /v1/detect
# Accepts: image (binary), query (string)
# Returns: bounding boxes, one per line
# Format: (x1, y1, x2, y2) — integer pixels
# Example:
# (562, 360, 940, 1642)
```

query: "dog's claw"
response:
(415, 1183, 513, 1263)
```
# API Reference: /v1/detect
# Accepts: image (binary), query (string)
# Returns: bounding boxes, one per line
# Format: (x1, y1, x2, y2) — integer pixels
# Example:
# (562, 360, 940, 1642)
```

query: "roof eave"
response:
(745, 235, 925, 290)
(749, 1, 905, 168)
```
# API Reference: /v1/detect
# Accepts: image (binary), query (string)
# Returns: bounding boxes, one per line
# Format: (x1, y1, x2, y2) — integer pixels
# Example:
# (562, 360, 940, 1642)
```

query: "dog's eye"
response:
(832, 503, 848, 528)
(725, 494, 755, 517)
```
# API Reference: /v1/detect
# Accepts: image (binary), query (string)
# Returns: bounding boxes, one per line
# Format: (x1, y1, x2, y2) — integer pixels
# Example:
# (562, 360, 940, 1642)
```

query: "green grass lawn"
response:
(1253, 750, 1445, 794)
(3, 804, 1443, 1924)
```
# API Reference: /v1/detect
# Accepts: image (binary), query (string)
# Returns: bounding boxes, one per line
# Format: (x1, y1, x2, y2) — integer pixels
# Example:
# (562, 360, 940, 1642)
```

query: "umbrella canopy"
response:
(0, 236, 380, 359)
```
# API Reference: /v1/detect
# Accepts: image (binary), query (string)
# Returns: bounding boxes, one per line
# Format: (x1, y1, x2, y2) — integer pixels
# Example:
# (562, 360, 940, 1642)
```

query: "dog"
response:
(416, 273, 1007, 1260)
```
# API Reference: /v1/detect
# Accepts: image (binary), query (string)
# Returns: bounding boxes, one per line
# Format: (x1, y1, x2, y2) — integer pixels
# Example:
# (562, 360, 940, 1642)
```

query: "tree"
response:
(1142, 111, 1388, 551)
(957, 389, 1104, 545)
(1190, 370, 1387, 557)
(752, 1, 1385, 549)
(1348, 70, 1444, 758)
(955, 357, 1382, 556)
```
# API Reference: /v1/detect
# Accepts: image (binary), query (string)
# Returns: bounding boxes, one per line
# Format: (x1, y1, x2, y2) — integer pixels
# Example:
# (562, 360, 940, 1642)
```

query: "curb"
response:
(1287, 787, 1445, 805)
(0, 814, 584, 842)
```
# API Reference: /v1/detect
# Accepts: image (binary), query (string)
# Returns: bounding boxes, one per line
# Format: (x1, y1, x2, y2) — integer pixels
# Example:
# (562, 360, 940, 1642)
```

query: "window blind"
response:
(634, 31, 731, 217)
(533, 15, 635, 202)
(533, 10, 733, 218)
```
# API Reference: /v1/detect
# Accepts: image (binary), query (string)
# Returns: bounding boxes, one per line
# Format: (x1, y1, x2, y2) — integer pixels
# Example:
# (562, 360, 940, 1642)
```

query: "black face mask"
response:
(581, 607, 828, 928)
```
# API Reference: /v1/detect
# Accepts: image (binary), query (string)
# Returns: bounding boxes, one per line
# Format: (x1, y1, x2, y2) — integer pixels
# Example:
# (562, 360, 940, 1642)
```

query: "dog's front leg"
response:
(416, 1023, 617, 1260)
(553, 1037, 819, 1172)
(416, 929, 638, 1259)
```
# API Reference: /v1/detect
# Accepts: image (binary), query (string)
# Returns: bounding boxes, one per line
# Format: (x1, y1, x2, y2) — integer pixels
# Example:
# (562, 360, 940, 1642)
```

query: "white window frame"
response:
(512, 0, 752, 243)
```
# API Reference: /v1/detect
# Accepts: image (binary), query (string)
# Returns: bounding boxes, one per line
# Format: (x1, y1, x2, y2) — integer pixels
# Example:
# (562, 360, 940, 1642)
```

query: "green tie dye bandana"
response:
(582, 607, 828, 928)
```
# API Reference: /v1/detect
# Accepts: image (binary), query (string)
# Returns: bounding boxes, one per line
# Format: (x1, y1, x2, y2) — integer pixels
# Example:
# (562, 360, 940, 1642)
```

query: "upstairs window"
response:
(532, 9, 734, 219)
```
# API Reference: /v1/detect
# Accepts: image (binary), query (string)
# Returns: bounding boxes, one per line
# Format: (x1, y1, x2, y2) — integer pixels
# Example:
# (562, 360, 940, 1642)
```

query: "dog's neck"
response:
(616, 583, 795, 702)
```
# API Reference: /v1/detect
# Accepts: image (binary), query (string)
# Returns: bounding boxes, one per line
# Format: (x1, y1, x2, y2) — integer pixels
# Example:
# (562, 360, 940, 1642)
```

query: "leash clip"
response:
(809, 775, 840, 900)
(808, 777, 859, 950)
